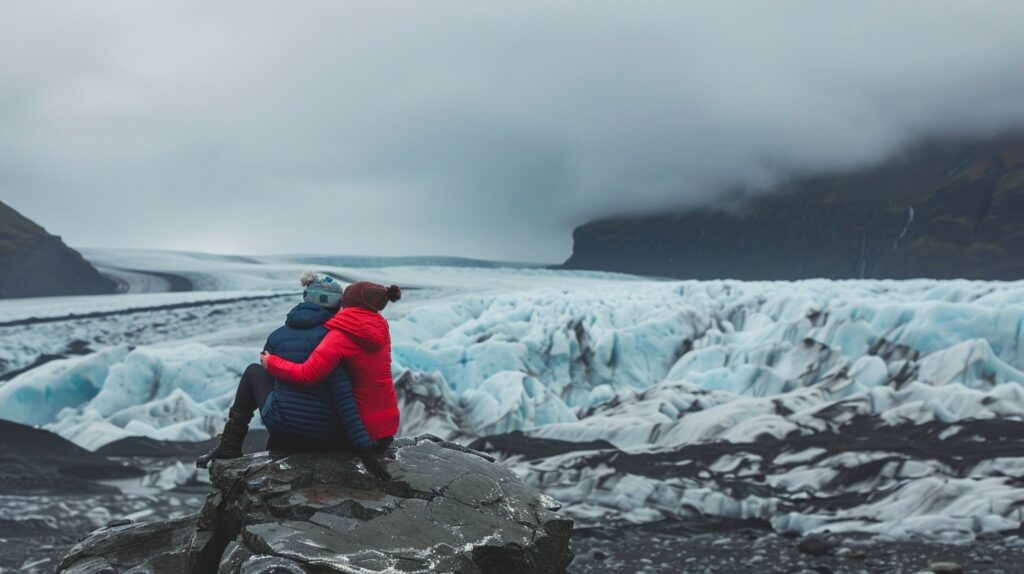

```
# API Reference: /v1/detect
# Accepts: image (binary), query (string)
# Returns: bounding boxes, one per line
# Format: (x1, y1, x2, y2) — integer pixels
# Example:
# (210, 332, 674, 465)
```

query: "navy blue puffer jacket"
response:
(258, 303, 373, 451)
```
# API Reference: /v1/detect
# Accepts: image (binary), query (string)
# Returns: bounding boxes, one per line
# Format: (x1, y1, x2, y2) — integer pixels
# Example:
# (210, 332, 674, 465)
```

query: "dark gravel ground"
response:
(0, 488, 207, 573)
(2, 431, 1021, 574)
(4, 504, 1024, 573)
(0, 534, 83, 573)
(569, 521, 1024, 574)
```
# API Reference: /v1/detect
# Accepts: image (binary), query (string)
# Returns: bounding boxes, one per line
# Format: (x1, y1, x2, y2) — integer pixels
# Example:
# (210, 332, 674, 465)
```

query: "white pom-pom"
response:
(299, 271, 318, 287)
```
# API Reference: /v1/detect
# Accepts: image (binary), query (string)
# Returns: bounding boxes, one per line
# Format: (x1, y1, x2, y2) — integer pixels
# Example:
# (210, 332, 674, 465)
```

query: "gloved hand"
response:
(359, 451, 392, 481)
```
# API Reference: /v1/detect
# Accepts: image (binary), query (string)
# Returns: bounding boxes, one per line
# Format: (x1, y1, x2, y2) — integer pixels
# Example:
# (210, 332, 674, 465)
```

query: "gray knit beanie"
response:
(300, 271, 343, 310)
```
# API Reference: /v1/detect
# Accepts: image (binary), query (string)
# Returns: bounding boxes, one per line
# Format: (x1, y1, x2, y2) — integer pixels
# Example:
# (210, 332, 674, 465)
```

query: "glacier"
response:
(4, 255, 1024, 541)
(0, 344, 255, 450)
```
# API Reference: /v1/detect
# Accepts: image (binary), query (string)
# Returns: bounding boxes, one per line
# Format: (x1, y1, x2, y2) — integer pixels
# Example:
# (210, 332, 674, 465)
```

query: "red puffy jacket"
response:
(264, 307, 399, 440)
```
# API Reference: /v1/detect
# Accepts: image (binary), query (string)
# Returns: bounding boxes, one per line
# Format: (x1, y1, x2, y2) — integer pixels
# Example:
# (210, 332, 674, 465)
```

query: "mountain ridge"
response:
(0, 201, 118, 298)
(564, 132, 1024, 280)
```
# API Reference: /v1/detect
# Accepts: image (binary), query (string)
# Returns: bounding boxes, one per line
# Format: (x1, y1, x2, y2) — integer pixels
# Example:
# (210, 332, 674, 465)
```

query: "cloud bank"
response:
(2, 1, 1024, 261)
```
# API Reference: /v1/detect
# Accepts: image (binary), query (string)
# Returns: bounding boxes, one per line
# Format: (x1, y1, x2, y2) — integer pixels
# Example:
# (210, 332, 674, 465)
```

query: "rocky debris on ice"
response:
(57, 435, 573, 573)
(568, 525, 1024, 573)
(479, 416, 1024, 542)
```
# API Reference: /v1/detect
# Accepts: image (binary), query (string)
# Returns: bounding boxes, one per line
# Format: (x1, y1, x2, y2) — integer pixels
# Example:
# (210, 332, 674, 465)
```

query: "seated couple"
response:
(196, 272, 402, 481)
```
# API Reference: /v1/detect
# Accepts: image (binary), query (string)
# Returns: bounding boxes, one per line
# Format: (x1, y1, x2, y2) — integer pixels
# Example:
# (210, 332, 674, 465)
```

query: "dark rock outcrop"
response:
(56, 514, 198, 574)
(797, 534, 833, 557)
(58, 435, 573, 573)
(564, 133, 1024, 280)
(0, 200, 118, 298)
(0, 419, 142, 494)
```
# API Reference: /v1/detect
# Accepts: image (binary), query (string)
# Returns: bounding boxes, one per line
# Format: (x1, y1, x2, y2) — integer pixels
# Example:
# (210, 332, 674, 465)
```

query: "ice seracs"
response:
(4, 260, 1024, 541)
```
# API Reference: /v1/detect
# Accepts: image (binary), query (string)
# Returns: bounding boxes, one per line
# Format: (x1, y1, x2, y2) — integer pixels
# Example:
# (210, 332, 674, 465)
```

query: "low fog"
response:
(2, 1, 1024, 261)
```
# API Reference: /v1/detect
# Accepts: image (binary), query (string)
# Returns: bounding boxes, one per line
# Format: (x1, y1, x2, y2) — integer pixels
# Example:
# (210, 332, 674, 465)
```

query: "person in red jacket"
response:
(261, 281, 402, 446)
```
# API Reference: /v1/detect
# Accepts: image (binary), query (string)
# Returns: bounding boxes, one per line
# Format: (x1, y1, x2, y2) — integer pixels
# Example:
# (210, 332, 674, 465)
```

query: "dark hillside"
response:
(0, 201, 118, 297)
(565, 133, 1024, 280)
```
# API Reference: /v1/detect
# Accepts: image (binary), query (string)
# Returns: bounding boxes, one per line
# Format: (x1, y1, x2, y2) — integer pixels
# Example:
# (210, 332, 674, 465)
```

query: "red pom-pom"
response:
(386, 284, 402, 302)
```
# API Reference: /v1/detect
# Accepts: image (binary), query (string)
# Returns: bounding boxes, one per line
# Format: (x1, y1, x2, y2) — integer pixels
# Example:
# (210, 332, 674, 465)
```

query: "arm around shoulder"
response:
(265, 330, 348, 385)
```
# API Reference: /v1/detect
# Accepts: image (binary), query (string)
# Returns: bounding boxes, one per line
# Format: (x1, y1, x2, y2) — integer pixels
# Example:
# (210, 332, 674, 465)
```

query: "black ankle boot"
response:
(196, 408, 251, 468)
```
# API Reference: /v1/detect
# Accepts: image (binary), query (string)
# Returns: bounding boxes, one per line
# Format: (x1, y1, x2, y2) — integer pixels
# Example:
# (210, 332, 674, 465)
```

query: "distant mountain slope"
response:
(564, 133, 1024, 280)
(0, 201, 118, 297)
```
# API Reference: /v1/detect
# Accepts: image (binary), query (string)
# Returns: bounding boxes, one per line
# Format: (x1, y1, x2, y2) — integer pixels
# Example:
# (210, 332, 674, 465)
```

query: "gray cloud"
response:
(3, 1, 1024, 262)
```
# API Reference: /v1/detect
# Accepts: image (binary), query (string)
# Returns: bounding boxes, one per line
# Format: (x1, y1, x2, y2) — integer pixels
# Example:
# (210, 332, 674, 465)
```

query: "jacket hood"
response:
(285, 302, 335, 329)
(326, 307, 388, 351)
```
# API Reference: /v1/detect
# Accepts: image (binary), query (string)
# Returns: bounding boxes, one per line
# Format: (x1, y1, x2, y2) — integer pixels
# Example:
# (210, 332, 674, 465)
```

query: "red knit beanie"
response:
(342, 281, 402, 311)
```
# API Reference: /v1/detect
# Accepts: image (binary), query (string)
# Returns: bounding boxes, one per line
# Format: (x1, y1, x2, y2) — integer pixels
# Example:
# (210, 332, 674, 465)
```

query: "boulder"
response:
(56, 514, 198, 573)
(797, 534, 832, 557)
(58, 435, 573, 573)
(929, 563, 964, 574)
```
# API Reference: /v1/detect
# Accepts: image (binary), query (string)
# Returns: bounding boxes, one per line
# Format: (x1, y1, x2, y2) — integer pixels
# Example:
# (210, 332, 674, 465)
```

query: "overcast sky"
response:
(3, 2, 1024, 262)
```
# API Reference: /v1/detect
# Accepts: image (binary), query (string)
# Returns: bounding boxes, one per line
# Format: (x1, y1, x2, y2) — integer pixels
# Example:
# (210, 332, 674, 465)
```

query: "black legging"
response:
(231, 364, 349, 452)
(231, 364, 274, 419)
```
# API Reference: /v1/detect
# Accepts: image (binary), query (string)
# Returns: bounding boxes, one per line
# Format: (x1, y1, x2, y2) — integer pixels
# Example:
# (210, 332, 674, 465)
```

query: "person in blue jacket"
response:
(196, 272, 390, 480)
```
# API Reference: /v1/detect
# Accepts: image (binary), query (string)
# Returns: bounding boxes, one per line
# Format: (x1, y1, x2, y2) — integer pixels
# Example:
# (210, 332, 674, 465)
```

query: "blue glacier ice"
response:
(5, 271, 1024, 540)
